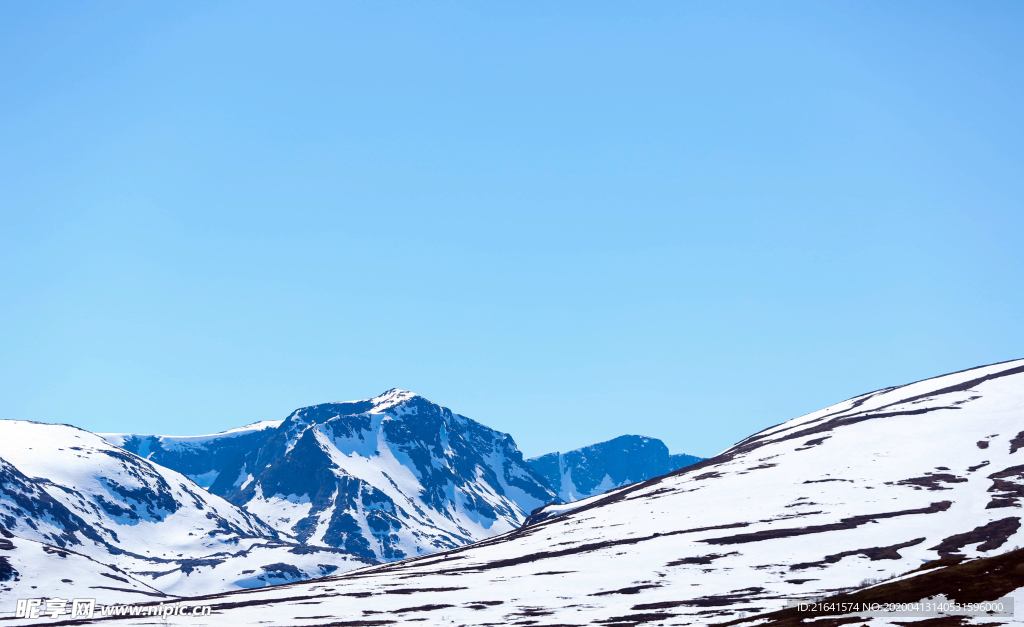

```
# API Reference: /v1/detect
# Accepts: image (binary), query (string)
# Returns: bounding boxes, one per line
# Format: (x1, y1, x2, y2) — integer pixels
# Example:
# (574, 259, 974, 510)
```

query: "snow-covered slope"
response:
(735, 544, 1024, 626)
(205, 389, 556, 562)
(65, 358, 1024, 626)
(0, 421, 372, 597)
(527, 434, 704, 502)
(0, 534, 166, 604)
(101, 421, 282, 488)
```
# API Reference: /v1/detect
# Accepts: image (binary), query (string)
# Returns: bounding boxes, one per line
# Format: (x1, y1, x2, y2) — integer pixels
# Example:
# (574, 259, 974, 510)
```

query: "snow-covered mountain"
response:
(2, 387, 572, 599)
(527, 434, 703, 502)
(0, 421, 371, 597)
(203, 389, 556, 561)
(103, 393, 703, 563)
(61, 358, 1024, 626)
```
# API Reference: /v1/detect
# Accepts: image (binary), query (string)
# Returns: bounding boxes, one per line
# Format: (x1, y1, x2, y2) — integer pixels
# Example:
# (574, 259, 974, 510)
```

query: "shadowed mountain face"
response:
(527, 434, 704, 502)
(104, 421, 282, 488)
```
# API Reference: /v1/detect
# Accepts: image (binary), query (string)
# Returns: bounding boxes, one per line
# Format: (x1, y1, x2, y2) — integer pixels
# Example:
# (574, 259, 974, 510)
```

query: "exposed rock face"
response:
(527, 434, 703, 502)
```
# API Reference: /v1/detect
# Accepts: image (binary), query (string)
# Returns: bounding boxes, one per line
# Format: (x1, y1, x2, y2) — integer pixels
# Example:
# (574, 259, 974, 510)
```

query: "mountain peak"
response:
(369, 388, 420, 412)
(281, 389, 425, 429)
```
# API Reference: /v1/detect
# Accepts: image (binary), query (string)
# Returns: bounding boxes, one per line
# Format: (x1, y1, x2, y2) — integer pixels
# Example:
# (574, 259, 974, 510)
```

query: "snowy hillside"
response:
(59, 358, 1024, 626)
(0, 421, 371, 597)
(528, 434, 703, 502)
(0, 533, 166, 604)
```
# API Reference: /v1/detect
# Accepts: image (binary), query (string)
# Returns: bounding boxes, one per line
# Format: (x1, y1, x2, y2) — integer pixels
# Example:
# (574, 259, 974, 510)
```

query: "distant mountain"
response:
(102, 421, 282, 488)
(101, 393, 705, 563)
(527, 434, 704, 502)
(0, 421, 368, 598)
(93, 358, 1024, 627)
(0, 387, 711, 601)
(187, 390, 556, 562)
(99, 393, 706, 565)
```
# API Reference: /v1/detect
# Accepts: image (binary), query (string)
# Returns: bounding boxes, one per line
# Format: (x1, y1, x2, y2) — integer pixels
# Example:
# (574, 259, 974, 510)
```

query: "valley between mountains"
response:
(4, 359, 1024, 626)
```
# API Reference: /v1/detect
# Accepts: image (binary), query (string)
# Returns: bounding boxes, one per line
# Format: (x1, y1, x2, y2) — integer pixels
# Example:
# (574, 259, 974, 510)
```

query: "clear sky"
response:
(2, 2, 1022, 459)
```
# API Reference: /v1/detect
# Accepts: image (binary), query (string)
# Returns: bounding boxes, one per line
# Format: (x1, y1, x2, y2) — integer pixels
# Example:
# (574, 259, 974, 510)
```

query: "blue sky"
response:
(1, 2, 1022, 458)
